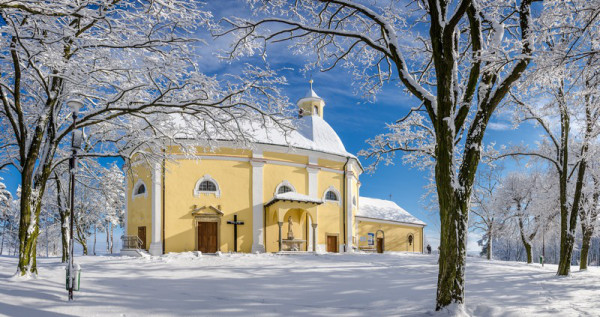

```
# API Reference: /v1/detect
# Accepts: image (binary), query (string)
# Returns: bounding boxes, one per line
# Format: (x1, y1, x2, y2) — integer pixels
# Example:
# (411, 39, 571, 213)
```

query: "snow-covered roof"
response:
(167, 113, 354, 158)
(265, 192, 323, 207)
(303, 87, 321, 99)
(357, 197, 426, 226)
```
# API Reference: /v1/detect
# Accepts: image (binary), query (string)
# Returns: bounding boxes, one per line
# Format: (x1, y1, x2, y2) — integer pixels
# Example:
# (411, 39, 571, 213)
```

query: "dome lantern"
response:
(297, 79, 325, 119)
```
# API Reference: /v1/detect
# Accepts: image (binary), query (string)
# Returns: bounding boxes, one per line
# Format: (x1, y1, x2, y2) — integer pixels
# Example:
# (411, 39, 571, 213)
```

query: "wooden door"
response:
(376, 238, 384, 253)
(138, 226, 146, 250)
(197, 222, 218, 253)
(326, 235, 338, 253)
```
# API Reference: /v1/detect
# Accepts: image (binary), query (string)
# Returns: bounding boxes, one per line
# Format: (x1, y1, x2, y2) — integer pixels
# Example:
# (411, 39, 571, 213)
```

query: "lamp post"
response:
(67, 99, 83, 301)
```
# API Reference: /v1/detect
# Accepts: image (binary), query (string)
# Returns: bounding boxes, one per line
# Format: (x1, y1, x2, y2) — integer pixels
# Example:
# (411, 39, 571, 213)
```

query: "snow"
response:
(357, 196, 426, 225)
(168, 113, 353, 158)
(267, 191, 323, 205)
(302, 87, 321, 99)
(1, 253, 598, 316)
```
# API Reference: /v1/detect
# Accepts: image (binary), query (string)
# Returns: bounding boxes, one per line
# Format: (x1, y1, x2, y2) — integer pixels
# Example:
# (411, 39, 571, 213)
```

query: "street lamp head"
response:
(66, 99, 84, 114)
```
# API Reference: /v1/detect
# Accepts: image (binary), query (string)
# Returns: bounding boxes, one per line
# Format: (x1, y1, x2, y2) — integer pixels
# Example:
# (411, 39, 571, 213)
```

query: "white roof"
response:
(166, 113, 353, 158)
(303, 87, 321, 99)
(266, 192, 323, 206)
(357, 197, 426, 226)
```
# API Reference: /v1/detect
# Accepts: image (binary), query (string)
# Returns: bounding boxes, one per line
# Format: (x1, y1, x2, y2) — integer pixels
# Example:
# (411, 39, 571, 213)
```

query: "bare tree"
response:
(0, 1, 290, 277)
(470, 165, 506, 260)
(219, 0, 536, 310)
(579, 154, 600, 270)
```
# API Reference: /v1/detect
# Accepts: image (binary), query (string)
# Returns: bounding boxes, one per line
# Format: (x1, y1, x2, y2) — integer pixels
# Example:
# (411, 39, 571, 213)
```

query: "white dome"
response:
(296, 115, 348, 156)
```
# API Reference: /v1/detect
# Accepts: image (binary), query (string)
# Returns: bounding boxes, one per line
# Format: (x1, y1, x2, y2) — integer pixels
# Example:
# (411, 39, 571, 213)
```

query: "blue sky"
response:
(0, 1, 546, 253)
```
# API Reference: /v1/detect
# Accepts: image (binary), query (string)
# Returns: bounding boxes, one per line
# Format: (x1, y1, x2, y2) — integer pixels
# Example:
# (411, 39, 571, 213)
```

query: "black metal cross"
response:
(227, 214, 244, 252)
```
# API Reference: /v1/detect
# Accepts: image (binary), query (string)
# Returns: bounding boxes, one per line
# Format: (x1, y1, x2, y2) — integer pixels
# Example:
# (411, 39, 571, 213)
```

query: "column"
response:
(307, 156, 319, 252)
(148, 162, 163, 256)
(345, 169, 355, 252)
(124, 169, 129, 236)
(278, 222, 283, 252)
(312, 223, 318, 252)
(251, 156, 265, 253)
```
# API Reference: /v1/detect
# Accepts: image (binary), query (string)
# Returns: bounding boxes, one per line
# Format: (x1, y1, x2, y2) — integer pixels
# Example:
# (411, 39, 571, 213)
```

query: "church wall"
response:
(317, 158, 345, 170)
(163, 159, 253, 253)
(356, 220, 423, 253)
(127, 164, 153, 250)
(263, 151, 308, 165)
(317, 170, 344, 246)
(263, 164, 308, 198)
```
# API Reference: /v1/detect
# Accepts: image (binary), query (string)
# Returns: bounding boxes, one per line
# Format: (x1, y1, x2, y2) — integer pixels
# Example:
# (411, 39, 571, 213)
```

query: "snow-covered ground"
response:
(0, 253, 598, 316)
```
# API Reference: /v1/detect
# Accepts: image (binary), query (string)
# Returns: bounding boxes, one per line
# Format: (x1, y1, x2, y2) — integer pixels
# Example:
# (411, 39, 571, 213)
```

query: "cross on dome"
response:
(304, 79, 322, 99)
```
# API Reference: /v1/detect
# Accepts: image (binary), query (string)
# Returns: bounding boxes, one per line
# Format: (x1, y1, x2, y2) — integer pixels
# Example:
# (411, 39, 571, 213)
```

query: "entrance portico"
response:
(264, 193, 321, 252)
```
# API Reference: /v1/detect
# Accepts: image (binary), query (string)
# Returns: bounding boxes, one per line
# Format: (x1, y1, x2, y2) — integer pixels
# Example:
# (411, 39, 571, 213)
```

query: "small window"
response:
(408, 234, 414, 246)
(193, 175, 221, 197)
(325, 191, 338, 201)
(278, 185, 293, 194)
(198, 180, 217, 192)
(135, 184, 146, 195)
(313, 106, 319, 115)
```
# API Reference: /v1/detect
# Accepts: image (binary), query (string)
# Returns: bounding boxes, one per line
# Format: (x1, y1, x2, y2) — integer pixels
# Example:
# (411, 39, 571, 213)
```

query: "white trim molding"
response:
(193, 174, 221, 198)
(149, 162, 163, 256)
(132, 179, 148, 200)
(274, 180, 296, 196)
(322, 186, 342, 206)
(251, 155, 265, 253)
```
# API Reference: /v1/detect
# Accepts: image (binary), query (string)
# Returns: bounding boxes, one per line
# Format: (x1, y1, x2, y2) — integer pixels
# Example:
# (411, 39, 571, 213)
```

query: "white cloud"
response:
(488, 122, 511, 131)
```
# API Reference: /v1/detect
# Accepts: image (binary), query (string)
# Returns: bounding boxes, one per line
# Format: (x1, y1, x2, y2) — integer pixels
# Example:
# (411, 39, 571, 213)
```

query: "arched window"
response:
(198, 180, 217, 192)
(136, 184, 146, 195)
(132, 180, 148, 199)
(408, 234, 414, 246)
(275, 181, 296, 196)
(322, 186, 341, 205)
(313, 105, 319, 115)
(278, 185, 293, 194)
(194, 175, 221, 197)
(325, 191, 337, 201)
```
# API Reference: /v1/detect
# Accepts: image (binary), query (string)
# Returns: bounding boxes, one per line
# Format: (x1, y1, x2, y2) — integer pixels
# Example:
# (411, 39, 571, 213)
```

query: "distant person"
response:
(427, 244, 432, 254)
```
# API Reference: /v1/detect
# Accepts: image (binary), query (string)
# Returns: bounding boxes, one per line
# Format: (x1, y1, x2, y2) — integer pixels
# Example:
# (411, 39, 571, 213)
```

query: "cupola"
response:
(297, 79, 325, 119)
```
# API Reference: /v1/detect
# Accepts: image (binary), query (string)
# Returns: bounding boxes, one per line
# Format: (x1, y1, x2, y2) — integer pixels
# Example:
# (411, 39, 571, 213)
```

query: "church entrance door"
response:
(376, 238, 384, 253)
(197, 221, 218, 253)
(326, 235, 338, 253)
(138, 226, 146, 250)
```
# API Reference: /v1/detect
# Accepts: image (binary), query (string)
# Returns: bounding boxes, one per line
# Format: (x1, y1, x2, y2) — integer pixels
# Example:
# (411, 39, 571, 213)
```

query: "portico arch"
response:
(264, 194, 322, 252)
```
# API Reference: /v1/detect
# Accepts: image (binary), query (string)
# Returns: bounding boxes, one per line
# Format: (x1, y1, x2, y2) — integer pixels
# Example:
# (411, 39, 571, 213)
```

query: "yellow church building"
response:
(122, 82, 426, 256)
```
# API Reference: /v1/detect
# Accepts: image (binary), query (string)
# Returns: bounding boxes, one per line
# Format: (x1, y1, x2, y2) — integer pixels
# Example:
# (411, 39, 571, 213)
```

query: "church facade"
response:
(123, 83, 425, 255)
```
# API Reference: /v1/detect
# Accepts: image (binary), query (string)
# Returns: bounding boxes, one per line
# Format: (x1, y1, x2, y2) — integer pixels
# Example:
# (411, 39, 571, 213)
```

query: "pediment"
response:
(191, 205, 224, 217)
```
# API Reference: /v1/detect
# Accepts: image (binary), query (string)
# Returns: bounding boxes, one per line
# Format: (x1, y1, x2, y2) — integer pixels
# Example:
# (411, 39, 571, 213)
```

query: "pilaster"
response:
(251, 150, 266, 253)
(149, 161, 163, 256)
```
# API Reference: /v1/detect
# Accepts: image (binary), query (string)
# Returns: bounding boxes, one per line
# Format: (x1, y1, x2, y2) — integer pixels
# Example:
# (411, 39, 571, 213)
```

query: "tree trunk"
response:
(106, 222, 110, 253)
(580, 224, 594, 270)
(110, 223, 114, 254)
(0, 220, 5, 255)
(487, 226, 493, 260)
(17, 176, 44, 275)
(93, 226, 97, 256)
(73, 211, 88, 255)
(517, 217, 535, 264)
(434, 132, 471, 310)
